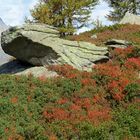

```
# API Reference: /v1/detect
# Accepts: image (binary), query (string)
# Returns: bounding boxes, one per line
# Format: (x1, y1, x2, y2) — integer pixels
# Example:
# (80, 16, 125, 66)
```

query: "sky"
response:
(0, 0, 113, 33)
(0, 0, 38, 26)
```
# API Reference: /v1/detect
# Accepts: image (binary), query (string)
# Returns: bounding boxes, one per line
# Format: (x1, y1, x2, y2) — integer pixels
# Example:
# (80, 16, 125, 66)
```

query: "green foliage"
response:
(31, 0, 99, 36)
(0, 47, 140, 139)
(113, 104, 140, 138)
(129, 47, 140, 57)
(76, 104, 140, 140)
(89, 23, 125, 34)
(105, 0, 140, 22)
(56, 78, 82, 97)
(125, 83, 140, 101)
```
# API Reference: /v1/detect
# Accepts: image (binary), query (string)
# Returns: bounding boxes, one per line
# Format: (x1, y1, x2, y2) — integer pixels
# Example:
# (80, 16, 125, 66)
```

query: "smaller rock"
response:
(15, 66, 58, 78)
(105, 39, 132, 46)
(91, 34, 97, 39)
(106, 44, 128, 49)
(120, 12, 140, 25)
(0, 60, 58, 78)
(105, 39, 132, 49)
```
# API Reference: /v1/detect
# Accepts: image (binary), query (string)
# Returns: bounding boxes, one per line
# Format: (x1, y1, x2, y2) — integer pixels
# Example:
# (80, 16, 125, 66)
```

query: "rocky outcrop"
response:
(1, 24, 108, 71)
(120, 12, 140, 25)
(105, 39, 132, 49)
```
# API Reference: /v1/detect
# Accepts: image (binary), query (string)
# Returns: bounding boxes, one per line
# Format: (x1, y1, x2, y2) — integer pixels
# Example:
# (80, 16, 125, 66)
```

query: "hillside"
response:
(0, 23, 140, 139)
(69, 24, 140, 47)
(0, 47, 140, 140)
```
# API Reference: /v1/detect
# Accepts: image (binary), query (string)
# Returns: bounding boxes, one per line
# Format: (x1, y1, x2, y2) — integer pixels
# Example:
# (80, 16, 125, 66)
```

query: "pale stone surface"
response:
(1, 23, 109, 71)
(120, 12, 140, 25)
(15, 66, 58, 78)
(91, 34, 97, 39)
(0, 60, 58, 78)
(105, 39, 132, 49)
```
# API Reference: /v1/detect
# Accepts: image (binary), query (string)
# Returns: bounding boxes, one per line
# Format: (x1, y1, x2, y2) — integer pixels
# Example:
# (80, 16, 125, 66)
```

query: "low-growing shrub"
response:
(68, 24, 140, 46)
(0, 47, 140, 139)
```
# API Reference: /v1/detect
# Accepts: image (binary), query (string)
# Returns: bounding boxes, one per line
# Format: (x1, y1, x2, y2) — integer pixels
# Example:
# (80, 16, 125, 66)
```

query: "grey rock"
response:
(120, 12, 140, 25)
(0, 60, 58, 78)
(91, 34, 97, 39)
(106, 44, 128, 49)
(1, 23, 109, 71)
(105, 39, 132, 49)
(15, 66, 58, 78)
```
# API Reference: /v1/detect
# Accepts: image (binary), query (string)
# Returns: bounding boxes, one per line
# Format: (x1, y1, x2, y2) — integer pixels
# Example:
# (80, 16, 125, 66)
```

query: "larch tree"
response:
(105, 0, 140, 22)
(30, 0, 99, 36)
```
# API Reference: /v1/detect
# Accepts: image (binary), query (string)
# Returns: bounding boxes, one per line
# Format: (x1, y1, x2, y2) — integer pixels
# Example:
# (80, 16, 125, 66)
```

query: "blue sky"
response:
(0, 0, 113, 32)
(0, 0, 37, 26)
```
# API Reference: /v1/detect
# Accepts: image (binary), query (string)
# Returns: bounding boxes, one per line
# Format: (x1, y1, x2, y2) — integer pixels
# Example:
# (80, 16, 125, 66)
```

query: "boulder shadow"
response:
(0, 60, 33, 74)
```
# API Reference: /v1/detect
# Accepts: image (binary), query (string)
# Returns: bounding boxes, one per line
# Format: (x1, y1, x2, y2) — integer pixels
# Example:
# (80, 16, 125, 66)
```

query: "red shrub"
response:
(48, 64, 77, 77)
(94, 62, 121, 78)
(41, 46, 140, 128)
(112, 47, 133, 60)
(11, 96, 18, 104)
(66, 73, 78, 79)
(57, 98, 68, 104)
(38, 75, 47, 82)
(81, 71, 93, 78)
(49, 135, 58, 140)
(87, 108, 111, 125)
(70, 104, 81, 111)
(124, 57, 140, 70)
(81, 78, 96, 87)
(43, 108, 69, 121)
(113, 93, 125, 101)
(73, 98, 92, 110)
(93, 95, 102, 103)
(4, 127, 9, 133)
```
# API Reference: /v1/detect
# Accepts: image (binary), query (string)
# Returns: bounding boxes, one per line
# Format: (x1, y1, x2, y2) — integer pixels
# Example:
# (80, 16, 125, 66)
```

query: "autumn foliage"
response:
(69, 24, 140, 46)
(0, 47, 140, 139)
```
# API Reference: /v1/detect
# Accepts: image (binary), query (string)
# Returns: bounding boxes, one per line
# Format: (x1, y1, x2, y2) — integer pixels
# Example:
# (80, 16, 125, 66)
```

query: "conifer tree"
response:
(105, 0, 140, 22)
(31, 0, 99, 36)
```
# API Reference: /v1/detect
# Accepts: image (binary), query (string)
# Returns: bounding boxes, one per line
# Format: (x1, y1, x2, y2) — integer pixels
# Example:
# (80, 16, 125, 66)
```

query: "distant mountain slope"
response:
(0, 18, 8, 32)
(0, 18, 11, 65)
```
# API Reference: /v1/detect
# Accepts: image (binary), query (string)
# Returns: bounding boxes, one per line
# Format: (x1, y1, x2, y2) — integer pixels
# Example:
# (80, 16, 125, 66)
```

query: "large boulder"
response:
(120, 12, 140, 25)
(1, 24, 108, 71)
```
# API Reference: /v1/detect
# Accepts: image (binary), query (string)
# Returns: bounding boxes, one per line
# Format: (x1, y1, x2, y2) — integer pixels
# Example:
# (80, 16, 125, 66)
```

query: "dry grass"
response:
(68, 24, 140, 47)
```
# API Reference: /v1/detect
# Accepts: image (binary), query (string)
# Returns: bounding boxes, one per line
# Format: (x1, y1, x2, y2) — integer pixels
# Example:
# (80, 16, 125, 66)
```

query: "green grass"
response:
(0, 73, 140, 139)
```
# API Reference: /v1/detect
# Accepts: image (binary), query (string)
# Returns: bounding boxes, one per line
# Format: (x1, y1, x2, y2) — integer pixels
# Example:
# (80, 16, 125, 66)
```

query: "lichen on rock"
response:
(1, 23, 109, 71)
